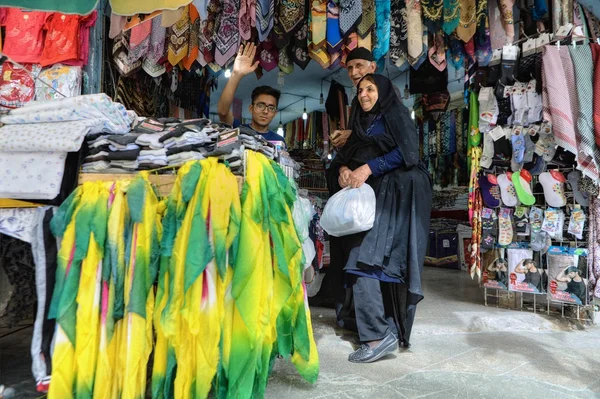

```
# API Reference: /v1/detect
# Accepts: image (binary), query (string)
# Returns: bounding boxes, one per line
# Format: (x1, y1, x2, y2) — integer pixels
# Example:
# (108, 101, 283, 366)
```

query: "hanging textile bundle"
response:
(47, 174, 161, 399)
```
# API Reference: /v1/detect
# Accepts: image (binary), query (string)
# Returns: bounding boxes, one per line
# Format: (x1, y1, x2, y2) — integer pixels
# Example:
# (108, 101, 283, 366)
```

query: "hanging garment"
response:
(443, 0, 461, 34)
(258, 39, 279, 71)
(215, 0, 240, 67)
(126, 17, 152, 64)
(474, 0, 492, 66)
(389, 0, 408, 69)
(110, 0, 191, 16)
(357, 0, 375, 38)
(373, 0, 391, 65)
(342, 32, 359, 65)
(339, 0, 362, 35)
(588, 197, 600, 298)
(358, 32, 373, 50)
(569, 44, 600, 177)
(143, 16, 167, 75)
(0, 0, 96, 15)
(239, 0, 255, 40)
(420, 0, 443, 31)
(183, 4, 200, 70)
(456, 0, 477, 42)
(561, 0, 573, 26)
(167, 6, 190, 66)
(310, 0, 332, 67)
(256, 0, 275, 41)
(1, 9, 48, 64)
(583, 6, 600, 40)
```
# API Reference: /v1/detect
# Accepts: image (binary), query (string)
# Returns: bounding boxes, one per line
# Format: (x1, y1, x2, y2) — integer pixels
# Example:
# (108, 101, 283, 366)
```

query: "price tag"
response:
(502, 45, 519, 61)
(490, 126, 506, 141)
(3, 70, 11, 81)
(556, 24, 574, 38)
(522, 38, 536, 57)
(489, 49, 503, 66)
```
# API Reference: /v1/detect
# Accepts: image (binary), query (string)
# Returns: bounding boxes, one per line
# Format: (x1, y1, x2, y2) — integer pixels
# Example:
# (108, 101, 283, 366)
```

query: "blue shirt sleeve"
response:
(232, 118, 241, 128)
(367, 148, 404, 177)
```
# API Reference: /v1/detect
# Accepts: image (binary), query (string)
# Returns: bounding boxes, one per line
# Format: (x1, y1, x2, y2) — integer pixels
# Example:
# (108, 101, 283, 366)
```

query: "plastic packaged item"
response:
(35, 64, 82, 100)
(320, 185, 376, 237)
(0, 63, 41, 110)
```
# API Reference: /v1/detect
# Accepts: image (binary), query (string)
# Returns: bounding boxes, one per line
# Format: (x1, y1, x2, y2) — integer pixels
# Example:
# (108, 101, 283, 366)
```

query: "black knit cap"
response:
(346, 47, 374, 63)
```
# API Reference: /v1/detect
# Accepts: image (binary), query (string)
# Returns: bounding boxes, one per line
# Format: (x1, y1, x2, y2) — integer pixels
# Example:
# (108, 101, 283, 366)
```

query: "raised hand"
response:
(233, 42, 260, 77)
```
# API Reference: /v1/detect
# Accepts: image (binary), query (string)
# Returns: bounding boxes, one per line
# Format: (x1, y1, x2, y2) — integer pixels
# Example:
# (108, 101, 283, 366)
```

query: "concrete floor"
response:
(1, 267, 599, 398)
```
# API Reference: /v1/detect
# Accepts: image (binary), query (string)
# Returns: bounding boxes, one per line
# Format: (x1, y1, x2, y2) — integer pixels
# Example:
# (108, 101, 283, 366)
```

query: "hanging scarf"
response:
(447, 34, 465, 69)
(127, 18, 152, 63)
(428, 31, 447, 72)
(279, 0, 305, 34)
(279, 46, 295, 74)
(592, 44, 600, 149)
(339, 0, 362, 35)
(326, 0, 343, 54)
(488, 0, 510, 50)
(443, 0, 461, 35)
(183, 4, 200, 71)
(292, 21, 311, 69)
(456, 0, 477, 42)
(561, 0, 573, 26)
(474, 0, 492, 66)
(239, 0, 256, 40)
(201, 0, 222, 65)
(357, 0, 375, 38)
(373, 0, 391, 65)
(168, 6, 190, 66)
(498, 0, 515, 41)
(256, 0, 275, 41)
(342, 32, 359, 64)
(258, 38, 279, 71)
(583, 5, 600, 40)
(421, 0, 443, 31)
(309, 0, 331, 68)
(389, 0, 408, 69)
(407, 0, 425, 61)
(215, 0, 241, 66)
(358, 32, 373, 50)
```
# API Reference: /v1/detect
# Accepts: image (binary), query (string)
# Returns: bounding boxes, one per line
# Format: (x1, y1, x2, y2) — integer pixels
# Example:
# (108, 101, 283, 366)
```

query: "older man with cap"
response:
(330, 47, 401, 148)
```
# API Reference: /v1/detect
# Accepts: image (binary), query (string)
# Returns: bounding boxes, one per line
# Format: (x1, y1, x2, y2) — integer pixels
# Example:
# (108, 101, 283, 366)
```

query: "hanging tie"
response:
(339, 0, 362, 35)
(215, 0, 240, 66)
(390, 0, 408, 68)
(357, 0, 375, 38)
(407, 0, 424, 60)
(373, 0, 391, 65)
(443, 0, 461, 35)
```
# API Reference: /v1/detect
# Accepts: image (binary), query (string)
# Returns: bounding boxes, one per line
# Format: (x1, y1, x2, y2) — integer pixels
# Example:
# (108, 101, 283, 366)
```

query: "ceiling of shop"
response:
(208, 60, 466, 130)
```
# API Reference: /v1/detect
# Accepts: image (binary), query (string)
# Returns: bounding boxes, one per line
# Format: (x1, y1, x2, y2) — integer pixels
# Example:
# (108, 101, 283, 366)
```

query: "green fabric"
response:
(511, 171, 536, 206)
(0, 0, 98, 15)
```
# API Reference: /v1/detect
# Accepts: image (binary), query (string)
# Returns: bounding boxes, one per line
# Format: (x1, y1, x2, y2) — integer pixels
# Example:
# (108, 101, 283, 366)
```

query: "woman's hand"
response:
(348, 164, 372, 188)
(338, 166, 352, 188)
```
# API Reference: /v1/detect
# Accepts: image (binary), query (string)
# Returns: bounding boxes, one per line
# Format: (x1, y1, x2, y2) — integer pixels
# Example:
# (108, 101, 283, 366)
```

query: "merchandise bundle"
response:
(466, 3, 600, 306)
(44, 155, 318, 399)
(0, 8, 98, 110)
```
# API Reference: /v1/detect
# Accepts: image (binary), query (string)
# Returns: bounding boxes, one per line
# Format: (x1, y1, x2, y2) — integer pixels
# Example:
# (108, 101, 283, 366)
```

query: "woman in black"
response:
(556, 266, 587, 305)
(327, 74, 432, 363)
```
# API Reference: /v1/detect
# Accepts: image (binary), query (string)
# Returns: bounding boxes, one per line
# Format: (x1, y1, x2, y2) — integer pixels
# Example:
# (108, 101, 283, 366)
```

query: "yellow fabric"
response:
(110, 0, 193, 17)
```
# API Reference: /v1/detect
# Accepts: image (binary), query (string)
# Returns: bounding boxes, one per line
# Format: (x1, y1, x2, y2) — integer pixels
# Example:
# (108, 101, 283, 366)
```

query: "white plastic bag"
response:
(320, 185, 376, 237)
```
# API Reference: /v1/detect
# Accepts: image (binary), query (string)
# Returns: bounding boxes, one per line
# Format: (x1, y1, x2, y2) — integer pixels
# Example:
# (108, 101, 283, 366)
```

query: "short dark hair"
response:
(251, 85, 281, 106)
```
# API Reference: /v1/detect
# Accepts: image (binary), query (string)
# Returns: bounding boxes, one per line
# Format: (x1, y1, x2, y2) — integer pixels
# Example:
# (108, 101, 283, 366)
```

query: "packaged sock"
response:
(481, 208, 498, 249)
(511, 82, 529, 126)
(511, 125, 526, 164)
(568, 205, 586, 240)
(539, 171, 567, 208)
(526, 79, 543, 124)
(478, 87, 499, 129)
(479, 174, 502, 208)
(542, 207, 564, 241)
(498, 207, 515, 246)
(535, 122, 557, 162)
(481, 132, 494, 169)
(497, 172, 518, 207)
(567, 170, 589, 206)
(523, 132, 536, 163)
(514, 206, 530, 236)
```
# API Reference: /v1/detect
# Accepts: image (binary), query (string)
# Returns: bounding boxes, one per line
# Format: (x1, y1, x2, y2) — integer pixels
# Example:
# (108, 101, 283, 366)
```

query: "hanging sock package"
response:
(547, 246, 589, 305)
(508, 247, 546, 293)
(320, 185, 376, 237)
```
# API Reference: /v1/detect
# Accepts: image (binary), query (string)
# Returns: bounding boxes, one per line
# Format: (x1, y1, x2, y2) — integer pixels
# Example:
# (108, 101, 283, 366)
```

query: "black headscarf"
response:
(342, 74, 420, 168)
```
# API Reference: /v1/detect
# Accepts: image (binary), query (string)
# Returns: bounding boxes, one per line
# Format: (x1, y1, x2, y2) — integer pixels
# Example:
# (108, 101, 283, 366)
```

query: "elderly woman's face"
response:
(358, 79, 379, 112)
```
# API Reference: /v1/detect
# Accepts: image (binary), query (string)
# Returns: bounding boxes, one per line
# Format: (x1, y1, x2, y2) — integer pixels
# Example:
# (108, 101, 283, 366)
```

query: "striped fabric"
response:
(569, 45, 600, 179)
(542, 45, 598, 181)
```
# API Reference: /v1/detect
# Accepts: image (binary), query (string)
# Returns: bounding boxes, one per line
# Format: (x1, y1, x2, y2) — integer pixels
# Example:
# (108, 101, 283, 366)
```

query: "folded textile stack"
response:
(0, 94, 135, 200)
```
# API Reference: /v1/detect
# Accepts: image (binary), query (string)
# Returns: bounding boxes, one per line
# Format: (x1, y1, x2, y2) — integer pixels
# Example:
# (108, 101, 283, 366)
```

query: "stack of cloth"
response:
(238, 126, 276, 160)
(82, 133, 141, 172)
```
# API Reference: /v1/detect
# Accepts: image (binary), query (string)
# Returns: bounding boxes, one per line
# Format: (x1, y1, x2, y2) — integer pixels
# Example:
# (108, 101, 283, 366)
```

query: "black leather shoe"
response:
(348, 333, 398, 363)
